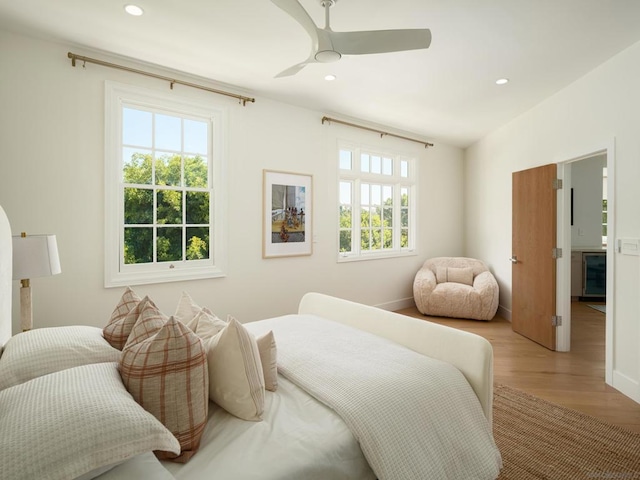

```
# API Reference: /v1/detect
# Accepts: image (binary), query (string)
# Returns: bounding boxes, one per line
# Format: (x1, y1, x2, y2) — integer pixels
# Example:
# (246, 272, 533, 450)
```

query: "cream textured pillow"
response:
(0, 326, 120, 391)
(435, 266, 448, 284)
(174, 291, 203, 324)
(173, 291, 227, 342)
(120, 316, 209, 463)
(207, 316, 265, 421)
(0, 362, 179, 480)
(447, 267, 474, 286)
(256, 331, 278, 392)
(436, 266, 474, 286)
(103, 287, 145, 349)
(187, 307, 227, 342)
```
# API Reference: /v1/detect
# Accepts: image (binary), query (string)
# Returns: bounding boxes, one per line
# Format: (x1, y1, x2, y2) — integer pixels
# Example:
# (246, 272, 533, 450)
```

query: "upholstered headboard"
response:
(0, 205, 12, 350)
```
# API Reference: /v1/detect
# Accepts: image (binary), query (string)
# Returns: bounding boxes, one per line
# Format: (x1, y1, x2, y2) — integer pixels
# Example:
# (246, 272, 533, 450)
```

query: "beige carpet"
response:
(494, 384, 640, 479)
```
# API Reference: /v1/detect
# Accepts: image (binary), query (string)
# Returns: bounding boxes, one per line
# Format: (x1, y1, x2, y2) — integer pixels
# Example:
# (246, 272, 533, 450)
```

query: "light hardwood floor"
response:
(396, 301, 640, 433)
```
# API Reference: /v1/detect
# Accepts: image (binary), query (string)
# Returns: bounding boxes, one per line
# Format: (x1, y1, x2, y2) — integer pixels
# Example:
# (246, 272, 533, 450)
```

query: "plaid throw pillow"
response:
(103, 287, 145, 350)
(124, 300, 167, 347)
(120, 316, 209, 463)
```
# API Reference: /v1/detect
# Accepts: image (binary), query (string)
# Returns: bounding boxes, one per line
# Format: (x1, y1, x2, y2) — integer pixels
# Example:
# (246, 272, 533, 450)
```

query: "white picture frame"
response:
(263, 170, 313, 258)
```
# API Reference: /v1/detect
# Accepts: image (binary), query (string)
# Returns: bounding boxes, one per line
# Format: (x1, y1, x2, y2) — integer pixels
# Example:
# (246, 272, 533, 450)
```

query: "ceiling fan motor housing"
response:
(315, 50, 341, 62)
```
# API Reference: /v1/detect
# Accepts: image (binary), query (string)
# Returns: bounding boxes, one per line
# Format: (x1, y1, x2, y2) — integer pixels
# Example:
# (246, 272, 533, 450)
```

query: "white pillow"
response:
(0, 362, 179, 480)
(436, 266, 474, 286)
(256, 331, 278, 392)
(187, 307, 227, 342)
(207, 316, 265, 421)
(0, 326, 121, 391)
(174, 291, 203, 324)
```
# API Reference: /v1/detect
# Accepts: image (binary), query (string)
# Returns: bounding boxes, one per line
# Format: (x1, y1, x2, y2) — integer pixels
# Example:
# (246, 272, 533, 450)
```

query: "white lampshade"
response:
(12, 234, 61, 280)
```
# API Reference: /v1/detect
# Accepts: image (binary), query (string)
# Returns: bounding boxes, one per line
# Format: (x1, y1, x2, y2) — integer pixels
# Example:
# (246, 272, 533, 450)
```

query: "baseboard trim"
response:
(375, 297, 415, 312)
(612, 370, 640, 404)
(497, 304, 512, 322)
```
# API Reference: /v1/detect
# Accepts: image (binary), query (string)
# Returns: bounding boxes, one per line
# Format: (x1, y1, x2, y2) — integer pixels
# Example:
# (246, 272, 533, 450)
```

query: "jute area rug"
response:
(494, 384, 640, 480)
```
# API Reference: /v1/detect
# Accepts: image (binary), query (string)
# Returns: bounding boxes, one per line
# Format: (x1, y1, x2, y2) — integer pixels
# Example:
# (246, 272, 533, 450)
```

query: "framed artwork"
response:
(263, 170, 312, 258)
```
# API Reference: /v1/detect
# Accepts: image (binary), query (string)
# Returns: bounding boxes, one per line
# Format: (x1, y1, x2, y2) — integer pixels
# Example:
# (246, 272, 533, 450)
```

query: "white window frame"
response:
(105, 82, 228, 287)
(338, 141, 417, 262)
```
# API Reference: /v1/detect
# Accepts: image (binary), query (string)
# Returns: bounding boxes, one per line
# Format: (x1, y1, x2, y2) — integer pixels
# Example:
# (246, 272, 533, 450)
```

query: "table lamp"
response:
(12, 232, 61, 331)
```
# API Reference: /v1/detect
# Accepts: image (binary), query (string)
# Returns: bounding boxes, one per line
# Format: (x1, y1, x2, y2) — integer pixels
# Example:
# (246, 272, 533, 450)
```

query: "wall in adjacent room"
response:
(571, 154, 606, 249)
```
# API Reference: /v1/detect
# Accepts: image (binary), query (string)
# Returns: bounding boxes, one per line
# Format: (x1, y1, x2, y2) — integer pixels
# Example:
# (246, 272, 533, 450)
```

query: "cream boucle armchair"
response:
(413, 257, 499, 321)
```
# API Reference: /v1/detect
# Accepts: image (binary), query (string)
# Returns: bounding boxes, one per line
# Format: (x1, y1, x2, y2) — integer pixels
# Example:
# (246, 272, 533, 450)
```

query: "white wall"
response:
(465, 40, 640, 402)
(571, 154, 606, 249)
(0, 29, 465, 333)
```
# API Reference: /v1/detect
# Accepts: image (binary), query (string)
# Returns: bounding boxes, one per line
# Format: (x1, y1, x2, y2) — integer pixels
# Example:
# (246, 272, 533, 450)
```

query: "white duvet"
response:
(247, 314, 503, 480)
(160, 313, 502, 480)
(162, 374, 374, 480)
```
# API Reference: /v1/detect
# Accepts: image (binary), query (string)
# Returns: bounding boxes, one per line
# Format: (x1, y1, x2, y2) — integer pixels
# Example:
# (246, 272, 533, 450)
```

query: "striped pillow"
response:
(207, 316, 265, 421)
(120, 316, 209, 463)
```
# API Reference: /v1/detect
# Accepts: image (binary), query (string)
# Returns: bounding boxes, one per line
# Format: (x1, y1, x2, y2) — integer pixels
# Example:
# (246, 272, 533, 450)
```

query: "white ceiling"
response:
(2, 0, 640, 147)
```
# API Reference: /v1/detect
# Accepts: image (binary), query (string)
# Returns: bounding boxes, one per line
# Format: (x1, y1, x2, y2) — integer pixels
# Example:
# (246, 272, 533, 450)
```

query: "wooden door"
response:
(512, 164, 558, 350)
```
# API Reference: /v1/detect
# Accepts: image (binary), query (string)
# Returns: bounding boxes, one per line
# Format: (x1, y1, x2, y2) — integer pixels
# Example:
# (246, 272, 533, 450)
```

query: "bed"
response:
(0, 205, 502, 480)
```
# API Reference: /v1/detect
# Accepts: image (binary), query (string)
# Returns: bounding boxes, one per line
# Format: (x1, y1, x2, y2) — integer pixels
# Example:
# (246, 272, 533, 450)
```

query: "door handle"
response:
(509, 256, 518, 264)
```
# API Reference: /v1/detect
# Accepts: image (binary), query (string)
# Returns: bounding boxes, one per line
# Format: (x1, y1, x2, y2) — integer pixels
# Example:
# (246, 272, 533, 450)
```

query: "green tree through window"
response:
(123, 153, 210, 264)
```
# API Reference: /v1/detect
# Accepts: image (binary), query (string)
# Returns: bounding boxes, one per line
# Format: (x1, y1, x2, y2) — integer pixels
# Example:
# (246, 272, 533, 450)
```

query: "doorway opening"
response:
(556, 144, 614, 385)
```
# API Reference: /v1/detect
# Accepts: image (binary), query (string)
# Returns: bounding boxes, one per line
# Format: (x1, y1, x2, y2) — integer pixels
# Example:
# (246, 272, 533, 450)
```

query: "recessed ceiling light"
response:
(124, 4, 144, 16)
(324, 74, 337, 81)
(495, 78, 509, 85)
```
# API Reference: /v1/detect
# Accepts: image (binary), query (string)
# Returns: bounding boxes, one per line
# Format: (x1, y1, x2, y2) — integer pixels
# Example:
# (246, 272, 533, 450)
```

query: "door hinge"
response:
(553, 178, 563, 190)
(552, 315, 562, 326)
(552, 247, 563, 259)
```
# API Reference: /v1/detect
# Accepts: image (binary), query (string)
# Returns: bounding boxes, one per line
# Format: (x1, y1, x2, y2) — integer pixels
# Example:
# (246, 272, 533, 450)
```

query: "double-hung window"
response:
(338, 142, 416, 261)
(105, 82, 227, 287)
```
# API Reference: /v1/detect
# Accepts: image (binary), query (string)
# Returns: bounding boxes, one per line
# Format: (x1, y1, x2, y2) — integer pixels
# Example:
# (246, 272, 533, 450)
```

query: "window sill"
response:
(105, 266, 226, 288)
(337, 250, 417, 263)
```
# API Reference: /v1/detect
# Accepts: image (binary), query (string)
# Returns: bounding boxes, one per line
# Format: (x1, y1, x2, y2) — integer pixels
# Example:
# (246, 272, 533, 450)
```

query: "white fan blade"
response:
(275, 48, 320, 78)
(271, 0, 319, 45)
(275, 61, 309, 78)
(331, 29, 432, 55)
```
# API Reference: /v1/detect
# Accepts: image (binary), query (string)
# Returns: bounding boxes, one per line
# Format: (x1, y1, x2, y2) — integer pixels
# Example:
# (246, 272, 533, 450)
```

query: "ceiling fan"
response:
(272, 0, 432, 78)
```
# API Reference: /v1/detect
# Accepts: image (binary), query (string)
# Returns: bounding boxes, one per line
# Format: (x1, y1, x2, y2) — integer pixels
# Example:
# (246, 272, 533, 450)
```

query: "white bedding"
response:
(96, 453, 175, 480)
(161, 374, 375, 480)
(247, 314, 503, 480)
